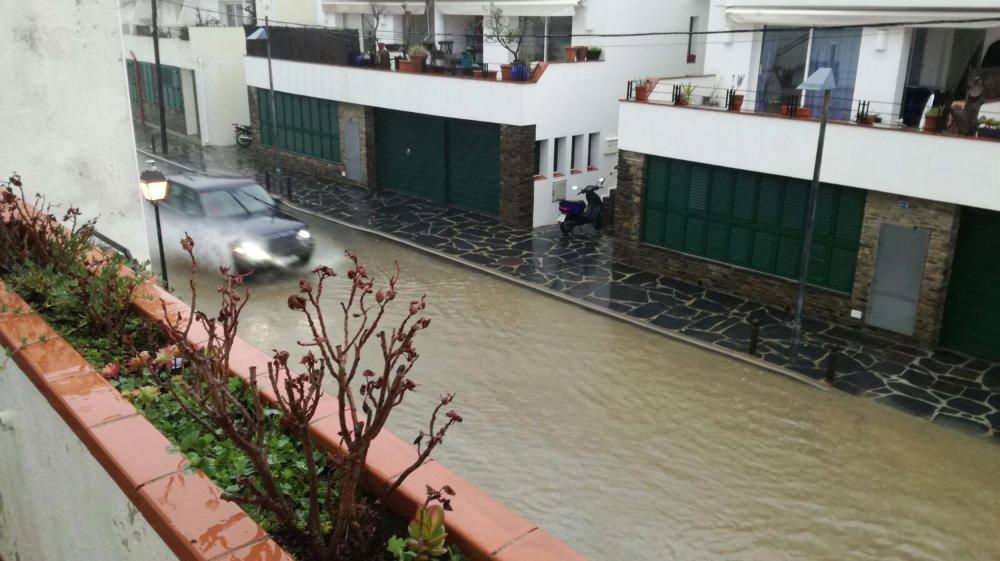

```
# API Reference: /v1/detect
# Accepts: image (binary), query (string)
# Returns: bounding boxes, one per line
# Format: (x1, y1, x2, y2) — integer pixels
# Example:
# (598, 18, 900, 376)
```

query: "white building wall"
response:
(0, 0, 150, 261)
(0, 360, 175, 561)
(619, 102, 1000, 212)
(852, 27, 913, 120)
(124, 26, 250, 146)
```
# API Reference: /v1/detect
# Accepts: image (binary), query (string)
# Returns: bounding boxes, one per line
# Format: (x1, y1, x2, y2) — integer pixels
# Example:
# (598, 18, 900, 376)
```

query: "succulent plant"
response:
(405, 505, 449, 561)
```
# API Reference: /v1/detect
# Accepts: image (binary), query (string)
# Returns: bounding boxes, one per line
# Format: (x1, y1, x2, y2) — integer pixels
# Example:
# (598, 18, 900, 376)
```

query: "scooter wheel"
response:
(559, 221, 574, 235)
(236, 136, 252, 148)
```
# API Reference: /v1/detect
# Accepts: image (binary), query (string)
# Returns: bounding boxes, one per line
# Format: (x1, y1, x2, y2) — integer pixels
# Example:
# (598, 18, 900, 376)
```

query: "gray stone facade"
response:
(851, 192, 961, 345)
(614, 150, 964, 347)
(499, 124, 536, 228)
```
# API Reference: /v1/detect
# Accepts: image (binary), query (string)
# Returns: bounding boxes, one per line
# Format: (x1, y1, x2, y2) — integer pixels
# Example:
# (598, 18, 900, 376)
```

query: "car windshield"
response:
(199, 183, 275, 218)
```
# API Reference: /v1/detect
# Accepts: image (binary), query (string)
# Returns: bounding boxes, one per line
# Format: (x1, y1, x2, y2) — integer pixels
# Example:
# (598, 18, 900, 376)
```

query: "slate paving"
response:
(138, 132, 1000, 444)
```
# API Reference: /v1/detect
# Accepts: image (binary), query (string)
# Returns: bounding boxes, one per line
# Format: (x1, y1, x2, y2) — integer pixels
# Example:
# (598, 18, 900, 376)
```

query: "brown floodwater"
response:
(168, 211, 1000, 561)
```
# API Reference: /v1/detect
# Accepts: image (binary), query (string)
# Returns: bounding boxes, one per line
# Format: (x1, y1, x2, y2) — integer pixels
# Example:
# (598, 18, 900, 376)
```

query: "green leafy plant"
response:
(387, 486, 468, 561)
(407, 45, 428, 58)
(487, 1, 533, 63)
(926, 106, 944, 117)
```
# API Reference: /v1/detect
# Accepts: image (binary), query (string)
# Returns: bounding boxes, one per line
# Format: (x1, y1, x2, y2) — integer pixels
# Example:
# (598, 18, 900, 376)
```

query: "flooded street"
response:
(166, 211, 1000, 561)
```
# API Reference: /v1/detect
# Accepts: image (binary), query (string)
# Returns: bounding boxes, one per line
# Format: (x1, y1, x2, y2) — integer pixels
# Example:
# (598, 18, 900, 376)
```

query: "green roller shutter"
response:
(374, 109, 447, 204)
(258, 90, 340, 162)
(375, 109, 500, 217)
(941, 208, 1000, 360)
(446, 119, 500, 216)
(641, 156, 865, 293)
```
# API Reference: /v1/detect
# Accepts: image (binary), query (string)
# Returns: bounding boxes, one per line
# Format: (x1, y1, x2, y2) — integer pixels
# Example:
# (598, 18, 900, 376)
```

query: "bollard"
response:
(748, 319, 760, 356)
(285, 176, 292, 199)
(150, 134, 157, 154)
(264, 171, 271, 192)
(825, 345, 842, 383)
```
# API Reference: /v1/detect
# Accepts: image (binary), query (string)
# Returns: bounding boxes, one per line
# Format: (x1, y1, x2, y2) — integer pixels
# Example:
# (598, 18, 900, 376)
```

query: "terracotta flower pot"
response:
(500, 63, 513, 81)
(635, 85, 650, 101)
(796, 106, 812, 118)
(399, 55, 426, 73)
(728, 94, 744, 112)
(564, 47, 576, 62)
(575, 46, 588, 61)
(923, 115, 942, 132)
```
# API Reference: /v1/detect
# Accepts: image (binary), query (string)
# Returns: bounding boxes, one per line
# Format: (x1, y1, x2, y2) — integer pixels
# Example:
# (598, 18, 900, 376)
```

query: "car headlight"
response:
(233, 240, 270, 262)
(296, 229, 311, 240)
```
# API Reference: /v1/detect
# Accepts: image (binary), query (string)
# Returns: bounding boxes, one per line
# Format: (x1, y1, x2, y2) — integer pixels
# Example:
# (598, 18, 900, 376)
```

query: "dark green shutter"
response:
(257, 90, 340, 163)
(375, 109, 447, 204)
(641, 155, 864, 293)
(941, 208, 1000, 360)
(446, 119, 500, 217)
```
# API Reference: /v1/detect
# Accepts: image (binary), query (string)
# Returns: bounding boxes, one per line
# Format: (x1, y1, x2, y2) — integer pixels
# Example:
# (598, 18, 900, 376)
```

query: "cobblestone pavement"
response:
(138, 133, 1000, 443)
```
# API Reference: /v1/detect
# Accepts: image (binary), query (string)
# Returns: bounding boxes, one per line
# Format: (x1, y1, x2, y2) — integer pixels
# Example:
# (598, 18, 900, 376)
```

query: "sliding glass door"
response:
(805, 28, 862, 120)
(756, 27, 862, 121)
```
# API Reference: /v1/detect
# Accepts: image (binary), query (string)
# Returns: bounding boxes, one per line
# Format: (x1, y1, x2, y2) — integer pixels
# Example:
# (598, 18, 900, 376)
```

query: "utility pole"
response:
(265, 16, 280, 195)
(151, 0, 169, 154)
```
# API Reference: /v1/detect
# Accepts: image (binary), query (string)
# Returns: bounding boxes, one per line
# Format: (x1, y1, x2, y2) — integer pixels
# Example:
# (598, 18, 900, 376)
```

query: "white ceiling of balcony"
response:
(436, 0, 580, 17)
(322, 1, 425, 15)
(727, 4, 1000, 27)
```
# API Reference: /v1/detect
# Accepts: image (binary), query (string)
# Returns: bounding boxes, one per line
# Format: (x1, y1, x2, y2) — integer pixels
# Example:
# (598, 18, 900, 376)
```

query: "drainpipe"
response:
(130, 51, 146, 124)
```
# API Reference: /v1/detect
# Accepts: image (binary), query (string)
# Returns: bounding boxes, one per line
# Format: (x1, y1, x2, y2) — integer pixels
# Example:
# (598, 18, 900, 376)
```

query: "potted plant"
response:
(398, 45, 427, 73)
(856, 111, 876, 125)
(727, 74, 745, 112)
(575, 45, 588, 61)
(564, 46, 576, 62)
(978, 117, 1000, 139)
(676, 82, 695, 106)
(585, 47, 602, 61)
(488, 1, 532, 81)
(633, 78, 650, 101)
(923, 106, 945, 132)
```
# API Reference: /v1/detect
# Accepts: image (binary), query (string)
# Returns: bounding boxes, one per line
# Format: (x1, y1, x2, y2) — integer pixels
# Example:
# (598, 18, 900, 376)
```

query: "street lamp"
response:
(140, 161, 170, 286)
(248, 18, 280, 196)
(789, 67, 836, 365)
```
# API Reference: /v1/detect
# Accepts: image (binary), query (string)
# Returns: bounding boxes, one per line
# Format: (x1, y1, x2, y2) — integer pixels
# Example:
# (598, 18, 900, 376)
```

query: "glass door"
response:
(805, 28, 862, 121)
(756, 27, 810, 114)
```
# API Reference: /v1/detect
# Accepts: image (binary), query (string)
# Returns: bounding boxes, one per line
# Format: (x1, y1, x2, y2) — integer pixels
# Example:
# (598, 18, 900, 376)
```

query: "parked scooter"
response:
(233, 123, 253, 147)
(557, 177, 605, 234)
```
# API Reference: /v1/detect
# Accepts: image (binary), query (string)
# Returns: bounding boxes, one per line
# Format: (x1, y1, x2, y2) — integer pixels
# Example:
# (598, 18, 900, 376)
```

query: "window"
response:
(642, 157, 865, 293)
(756, 27, 861, 120)
(553, 137, 565, 173)
(221, 2, 245, 27)
(258, 90, 341, 162)
(534, 140, 543, 176)
(518, 16, 572, 62)
(199, 183, 275, 219)
(571, 135, 583, 170)
(588, 132, 600, 169)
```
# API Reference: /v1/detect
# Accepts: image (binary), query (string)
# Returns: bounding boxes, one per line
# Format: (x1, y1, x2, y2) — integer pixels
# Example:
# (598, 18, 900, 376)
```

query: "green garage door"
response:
(375, 109, 500, 217)
(941, 208, 1000, 360)
(642, 156, 865, 293)
(447, 119, 500, 216)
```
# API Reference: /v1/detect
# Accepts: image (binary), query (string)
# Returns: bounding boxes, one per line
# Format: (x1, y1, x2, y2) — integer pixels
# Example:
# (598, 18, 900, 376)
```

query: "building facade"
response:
(245, 0, 710, 227)
(615, 1, 1000, 360)
(118, 0, 310, 146)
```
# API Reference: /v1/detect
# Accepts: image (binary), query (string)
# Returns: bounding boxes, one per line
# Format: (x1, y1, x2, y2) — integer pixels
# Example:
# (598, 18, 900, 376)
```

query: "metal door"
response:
(344, 118, 362, 181)
(941, 208, 1000, 360)
(867, 224, 929, 335)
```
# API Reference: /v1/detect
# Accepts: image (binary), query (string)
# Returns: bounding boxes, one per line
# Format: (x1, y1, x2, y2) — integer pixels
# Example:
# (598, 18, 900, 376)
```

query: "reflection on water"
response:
(170, 213, 1000, 561)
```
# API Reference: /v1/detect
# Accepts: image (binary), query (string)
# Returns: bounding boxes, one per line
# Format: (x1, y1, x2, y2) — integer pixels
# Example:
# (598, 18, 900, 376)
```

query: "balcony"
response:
(619, 76, 1000, 213)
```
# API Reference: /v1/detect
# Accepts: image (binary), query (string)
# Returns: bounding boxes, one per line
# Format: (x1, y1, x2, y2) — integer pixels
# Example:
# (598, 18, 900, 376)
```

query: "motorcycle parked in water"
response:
(557, 177, 605, 234)
(233, 123, 253, 147)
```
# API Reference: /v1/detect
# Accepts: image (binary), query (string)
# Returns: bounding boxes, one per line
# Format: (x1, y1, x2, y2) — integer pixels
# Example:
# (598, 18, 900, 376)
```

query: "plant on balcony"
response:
(399, 45, 428, 73)
(632, 78, 650, 101)
(0, 179, 467, 561)
(923, 106, 945, 132)
(978, 117, 1000, 139)
(364, 0, 388, 61)
(487, 1, 532, 81)
(675, 83, 695, 106)
(585, 47, 602, 61)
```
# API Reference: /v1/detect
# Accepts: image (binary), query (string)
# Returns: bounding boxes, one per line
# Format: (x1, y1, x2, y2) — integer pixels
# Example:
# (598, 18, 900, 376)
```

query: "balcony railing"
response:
(625, 76, 1000, 142)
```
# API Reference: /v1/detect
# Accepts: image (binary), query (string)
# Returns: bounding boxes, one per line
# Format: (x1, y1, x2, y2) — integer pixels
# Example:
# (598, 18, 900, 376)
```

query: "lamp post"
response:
(140, 161, 170, 286)
(248, 18, 280, 196)
(789, 67, 836, 365)
(151, 0, 169, 154)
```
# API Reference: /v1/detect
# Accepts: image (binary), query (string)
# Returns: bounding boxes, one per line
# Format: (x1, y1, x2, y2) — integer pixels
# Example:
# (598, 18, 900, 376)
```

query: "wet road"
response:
(154, 203, 1000, 561)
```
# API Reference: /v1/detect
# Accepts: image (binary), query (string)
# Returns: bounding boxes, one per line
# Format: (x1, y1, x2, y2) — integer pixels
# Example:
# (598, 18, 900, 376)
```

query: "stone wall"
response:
(851, 192, 961, 345)
(614, 150, 969, 347)
(614, 150, 855, 325)
(499, 124, 536, 229)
